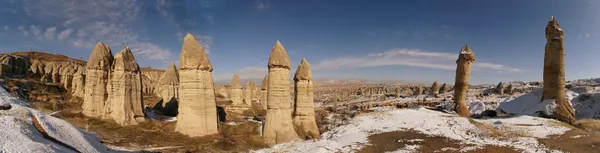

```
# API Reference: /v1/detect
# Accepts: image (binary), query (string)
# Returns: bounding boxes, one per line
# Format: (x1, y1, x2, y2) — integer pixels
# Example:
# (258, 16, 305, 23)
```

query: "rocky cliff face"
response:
(140, 68, 164, 95)
(0, 54, 29, 77)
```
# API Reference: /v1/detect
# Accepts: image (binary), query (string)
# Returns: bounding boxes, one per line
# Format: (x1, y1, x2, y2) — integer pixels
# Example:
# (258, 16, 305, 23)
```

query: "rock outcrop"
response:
(175, 33, 218, 137)
(261, 74, 269, 110)
(454, 45, 475, 117)
(229, 74, 244, 106)
(496, 82, 504, 95)
(244, 81, 252, 105)
(103, 46, 145, 126)
(506, 84, 513, 95)
(431, 81, 439, 97)
(440, 83, 447, 95)
(0, 54, 29, 77)
(156, 63, 179, 116)
(71, 66, 86, 98)
(542, 17, 576, 124)
(293, 58, 320, 140)
(263, 40, 300, 145)
(82, 42, 114, 118)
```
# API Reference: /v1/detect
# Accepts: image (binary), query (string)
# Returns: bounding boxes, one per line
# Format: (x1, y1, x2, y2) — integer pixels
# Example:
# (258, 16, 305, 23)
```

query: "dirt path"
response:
(539, 129, 600, 153)
(357, 130, 518, 153)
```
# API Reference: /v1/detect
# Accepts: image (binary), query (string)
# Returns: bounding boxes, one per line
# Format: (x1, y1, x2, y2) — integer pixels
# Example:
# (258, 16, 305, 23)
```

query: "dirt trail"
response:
(357, 130, 518, 153)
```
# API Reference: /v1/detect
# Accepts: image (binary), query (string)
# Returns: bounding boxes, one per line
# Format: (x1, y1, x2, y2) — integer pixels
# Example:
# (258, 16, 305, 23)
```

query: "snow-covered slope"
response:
(255, 106, 570, 153)
(0, 85, 118, 153)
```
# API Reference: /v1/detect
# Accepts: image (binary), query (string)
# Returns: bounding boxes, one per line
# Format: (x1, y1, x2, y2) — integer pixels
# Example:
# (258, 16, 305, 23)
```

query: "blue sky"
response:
(0, 0, 598, 84)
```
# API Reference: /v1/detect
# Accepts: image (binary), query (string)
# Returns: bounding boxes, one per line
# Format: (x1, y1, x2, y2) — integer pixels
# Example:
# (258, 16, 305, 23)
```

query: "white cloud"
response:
(3, 26, 9, 31)
(128, 42, 173, 61)
(57, 29, 73, 40)
(29, 25, 40, 36)
(256, 0, 270, 10)
(44, 27, 56, 40)
(21, 0, 172, 61)
(312, 48, 525, 73)
(17, 26, 27, 35)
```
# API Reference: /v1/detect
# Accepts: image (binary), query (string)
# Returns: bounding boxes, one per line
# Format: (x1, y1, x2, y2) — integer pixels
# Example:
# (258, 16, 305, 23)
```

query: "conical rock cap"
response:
(179, 33, 213, 71)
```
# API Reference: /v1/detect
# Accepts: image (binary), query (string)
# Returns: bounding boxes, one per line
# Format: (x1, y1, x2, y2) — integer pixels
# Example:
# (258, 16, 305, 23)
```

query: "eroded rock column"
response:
(261, 74, 269, 110)
(157, 63, 179, 116)
(453, 45, 475, 117)
(175, 33, 218, 137)
(496, 82, 504, 95)
(263, 40, 300, 145)
(229, 74, 244, 106)
(293, 58, 320, 140)
(104, 46, 145, 126)
(431, 81, 439, 97)
(542, 17, 576, 124)
(82, 42, 113, 118)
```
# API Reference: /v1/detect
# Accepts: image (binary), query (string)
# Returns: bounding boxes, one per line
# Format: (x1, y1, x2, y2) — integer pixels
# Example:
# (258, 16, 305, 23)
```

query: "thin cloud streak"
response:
(312, 48, 525, 73)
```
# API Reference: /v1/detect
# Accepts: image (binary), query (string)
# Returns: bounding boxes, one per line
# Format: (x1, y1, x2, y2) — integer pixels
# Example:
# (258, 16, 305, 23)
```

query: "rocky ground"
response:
(3, 74, 600, 152)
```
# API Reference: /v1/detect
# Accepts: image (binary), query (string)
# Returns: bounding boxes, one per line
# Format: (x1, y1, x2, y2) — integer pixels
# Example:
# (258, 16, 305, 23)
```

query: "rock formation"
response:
(82, 42, 114, 118)
(156, 63, 179, 116)
(506, 84, 513, 95)
(261, 74, 269, 110)
(244, 81, 252, 105)
(453, 45, 475, 117)
(71, 66, 86, 98)
(0, 54, 29, 77)
(263, 40, 300, 145)
(440, 83, 447, 95)
(103, 46, 145, 126)
(415, 85, 423, 96)
(292, 58, 320, 140)
(175, 33, 218, 137)
(496, 82, 504, 95)
(229, 74, 244, 106)
(431, 81, 439, 97)
(541, 17, 576, 124)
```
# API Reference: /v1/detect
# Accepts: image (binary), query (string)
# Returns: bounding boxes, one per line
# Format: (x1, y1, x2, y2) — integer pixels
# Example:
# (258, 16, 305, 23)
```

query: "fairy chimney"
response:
(541, 17, 576, 124)
(71, 66, 86, 98)
(229, 74, 244, 106)
(496, 82, 504, 95)
(453, 45, 475, 117)
(263, 40, 300, 145)
(261, 74, 269, 110)
(293, 58, 320, 139)
(82, 42, 114, 118)
(103, 46, 145, 126)
(244, 80, 252, 105)
(506, 84, 513, 95)
(440, 83, 447, 95)
(157, 63, 179, 116)
(431, 81, 439, 97)
(175, 33, 218, 137)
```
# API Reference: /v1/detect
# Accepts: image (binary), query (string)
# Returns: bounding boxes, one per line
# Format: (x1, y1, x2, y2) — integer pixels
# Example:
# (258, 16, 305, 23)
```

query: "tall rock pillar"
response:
(230, 74, 244, 106)
(157, 63, 179, 116)
(175, 33, 218, 137)
(453, 45, 475, 117)
(293, 58, 320, 139)
(261, 74, 269, 110)
(104, 46, 145, 126)
(542, 17, 576, 124)
(82, 42, 114, 118)
(263, 40, 300, 145)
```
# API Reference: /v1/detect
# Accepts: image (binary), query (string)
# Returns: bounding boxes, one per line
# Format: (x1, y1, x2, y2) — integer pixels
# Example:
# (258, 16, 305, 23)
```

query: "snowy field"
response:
(0, 84, 122, 153)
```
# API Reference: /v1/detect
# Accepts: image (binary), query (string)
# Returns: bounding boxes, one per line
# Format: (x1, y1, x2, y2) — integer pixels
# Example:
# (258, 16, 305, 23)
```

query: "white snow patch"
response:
(255, 107, 567, 153)
(496, 88, 576, 117)
(0, 85, 122, 152)
(386, 144, 420, 153)
(468, 102, 485, 115)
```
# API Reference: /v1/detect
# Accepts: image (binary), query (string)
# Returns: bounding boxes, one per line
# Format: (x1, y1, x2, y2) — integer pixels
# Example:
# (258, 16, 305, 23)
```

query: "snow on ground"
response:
(496, 88, 578, 116)
(254, 106, 569, 153)
(0, 85, 123, 153)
